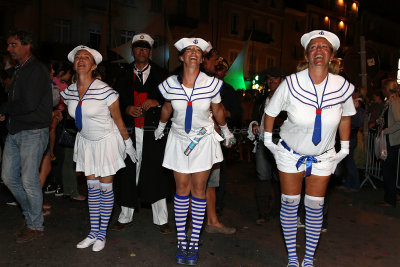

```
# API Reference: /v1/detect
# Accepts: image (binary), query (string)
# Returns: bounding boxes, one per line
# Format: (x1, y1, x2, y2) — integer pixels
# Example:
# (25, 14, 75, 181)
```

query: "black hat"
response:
(265, 67, 285, 78)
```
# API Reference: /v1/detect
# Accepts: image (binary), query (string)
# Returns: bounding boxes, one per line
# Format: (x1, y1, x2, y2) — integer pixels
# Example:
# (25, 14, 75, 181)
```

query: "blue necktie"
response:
(312, 108, 322, 145)
(184, 101, 193, 133)
(75, 100, 83, 131)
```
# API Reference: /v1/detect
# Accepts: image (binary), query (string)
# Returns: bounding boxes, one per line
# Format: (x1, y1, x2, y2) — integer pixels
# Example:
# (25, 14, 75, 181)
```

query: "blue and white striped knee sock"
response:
(87, 180, 101, 240)
(280, 194, 301, 267)
(189, 196, 206, 251)
(174, 194, 190, 248)
(97, 182, 114, 242)
(303, 194, 324, 267)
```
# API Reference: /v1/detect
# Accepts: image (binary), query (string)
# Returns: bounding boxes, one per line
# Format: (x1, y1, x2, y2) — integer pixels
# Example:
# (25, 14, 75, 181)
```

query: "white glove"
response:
(331, 140, 349, 174)
(220, 124, 236, 147)
(124, 138, 138, 163)
(247, 121, 258, 141)
(154, 121, 167, 140)
(263, 132, 279, 156)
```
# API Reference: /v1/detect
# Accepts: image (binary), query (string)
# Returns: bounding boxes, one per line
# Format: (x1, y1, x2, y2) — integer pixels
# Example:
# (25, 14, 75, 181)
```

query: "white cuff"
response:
(124, 138, 133, 146)
(340, 140, 349, 150)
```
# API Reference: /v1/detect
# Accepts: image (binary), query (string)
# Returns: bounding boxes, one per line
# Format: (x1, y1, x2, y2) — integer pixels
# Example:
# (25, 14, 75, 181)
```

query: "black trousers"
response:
(382, 137, 400, 206)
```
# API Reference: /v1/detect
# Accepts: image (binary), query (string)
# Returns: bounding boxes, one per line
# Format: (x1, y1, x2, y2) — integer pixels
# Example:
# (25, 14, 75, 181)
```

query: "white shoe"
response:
(92, 239, 106, 252)
(76, 237, 96, 249)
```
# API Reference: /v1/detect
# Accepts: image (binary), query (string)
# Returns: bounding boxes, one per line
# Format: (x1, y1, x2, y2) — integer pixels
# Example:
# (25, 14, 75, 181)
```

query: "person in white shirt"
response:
(60, 45, 137, 252)
(263, 30, 356, 267)
(155, 37, 235, 265)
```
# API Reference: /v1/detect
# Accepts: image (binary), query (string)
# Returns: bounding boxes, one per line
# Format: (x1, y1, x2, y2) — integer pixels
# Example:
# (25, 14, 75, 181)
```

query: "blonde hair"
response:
(381, 78, 398, 94)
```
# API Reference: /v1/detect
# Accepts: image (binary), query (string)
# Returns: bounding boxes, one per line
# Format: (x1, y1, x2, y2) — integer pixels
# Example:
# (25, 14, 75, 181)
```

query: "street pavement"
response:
(0, 160, 399, 267)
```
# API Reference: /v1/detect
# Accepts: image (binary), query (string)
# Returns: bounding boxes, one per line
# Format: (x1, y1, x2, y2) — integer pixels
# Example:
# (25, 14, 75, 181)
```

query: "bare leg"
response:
(39, 155, 52, 188)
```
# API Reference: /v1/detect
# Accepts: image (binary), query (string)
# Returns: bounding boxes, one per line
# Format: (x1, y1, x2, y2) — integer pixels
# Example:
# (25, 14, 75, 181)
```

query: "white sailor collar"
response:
(285, 68, 354, 109)
(158, 71, 223, 102)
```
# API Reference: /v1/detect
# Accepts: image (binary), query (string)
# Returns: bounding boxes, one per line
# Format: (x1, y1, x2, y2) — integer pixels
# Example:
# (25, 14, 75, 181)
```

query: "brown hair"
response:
(381, 78, 398, 94)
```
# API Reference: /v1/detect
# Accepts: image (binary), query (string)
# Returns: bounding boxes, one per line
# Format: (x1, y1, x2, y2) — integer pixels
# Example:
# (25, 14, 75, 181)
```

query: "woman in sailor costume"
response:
(60, 46, 137, 252)
(155, 37, 235, 265)
(263, 31, 356, 267)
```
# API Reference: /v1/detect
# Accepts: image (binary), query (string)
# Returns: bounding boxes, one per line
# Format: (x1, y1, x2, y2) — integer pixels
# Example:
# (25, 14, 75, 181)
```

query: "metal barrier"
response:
(361, 130, 400, 189)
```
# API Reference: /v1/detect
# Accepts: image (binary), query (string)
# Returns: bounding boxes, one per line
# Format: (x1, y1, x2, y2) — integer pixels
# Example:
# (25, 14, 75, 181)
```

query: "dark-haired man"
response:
(113, 33, 172, 234)
(202, 53, 241, 234)
(0, 29, 52, 243)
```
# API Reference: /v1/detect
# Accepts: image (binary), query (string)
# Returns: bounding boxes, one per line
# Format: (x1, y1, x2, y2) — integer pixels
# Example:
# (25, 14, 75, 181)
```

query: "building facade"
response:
(1, 0, 399, 90)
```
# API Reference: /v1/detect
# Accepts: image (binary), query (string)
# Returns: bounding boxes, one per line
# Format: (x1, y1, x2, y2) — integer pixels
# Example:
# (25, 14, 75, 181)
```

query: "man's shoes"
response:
(76, 237, 96, 249)
(6, 201, 18, 206)
(175, 241, 187, 264)
(71, 195, 86, 201)
(255, 218, 266, 225)
(111, 221, 134, 231)
(158, 223, 172, 234)
(54, 186, 63, 197)
(92, 239, 106, 252)
(15, 227, 44, 243)
(44, 184, 56, 194)
(376, 200, 395, 207)
(205, 224, 236, 234)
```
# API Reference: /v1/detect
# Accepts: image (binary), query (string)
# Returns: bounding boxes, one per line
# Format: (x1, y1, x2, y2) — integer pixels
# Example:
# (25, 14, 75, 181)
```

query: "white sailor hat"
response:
(300, 30, 340, 51)
(131, 33, 154, 47)
(174, 37, 209, 52)
(205, 41, 213, 53)
(68, 45, 102, 65)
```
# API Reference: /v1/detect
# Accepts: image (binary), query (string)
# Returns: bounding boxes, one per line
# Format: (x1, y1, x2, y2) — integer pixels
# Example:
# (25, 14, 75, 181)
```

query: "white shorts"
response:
(273, 140, 336, 177)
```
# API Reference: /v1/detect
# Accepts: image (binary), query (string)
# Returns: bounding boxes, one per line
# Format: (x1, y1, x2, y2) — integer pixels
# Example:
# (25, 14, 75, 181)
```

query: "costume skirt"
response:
(162, 125, 223, 173)
(74, 132, 126, 177)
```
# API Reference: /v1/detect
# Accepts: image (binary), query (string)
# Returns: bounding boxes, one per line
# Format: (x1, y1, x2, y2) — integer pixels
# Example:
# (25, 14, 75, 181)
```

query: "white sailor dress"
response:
(265, 69, 356, 175)
(158, 72, 224, 173)
(60, 79, 126, 177)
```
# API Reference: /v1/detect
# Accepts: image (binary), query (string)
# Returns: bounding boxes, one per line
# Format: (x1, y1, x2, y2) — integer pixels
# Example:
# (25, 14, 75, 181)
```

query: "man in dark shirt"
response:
(0, 30, 52, 243)
(112, 33, 172, 234)
(202, 53, 240, 234)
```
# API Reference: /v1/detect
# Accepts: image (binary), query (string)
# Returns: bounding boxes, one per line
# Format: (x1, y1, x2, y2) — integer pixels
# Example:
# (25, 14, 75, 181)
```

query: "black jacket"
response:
(113, 61, 172, 204)
(0, 57, 52, 134)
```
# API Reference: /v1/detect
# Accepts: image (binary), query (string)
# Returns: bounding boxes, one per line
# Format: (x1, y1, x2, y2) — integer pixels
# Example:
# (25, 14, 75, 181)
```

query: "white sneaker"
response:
(76, 237, 96, 249)
(92, 239, 106, 252)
